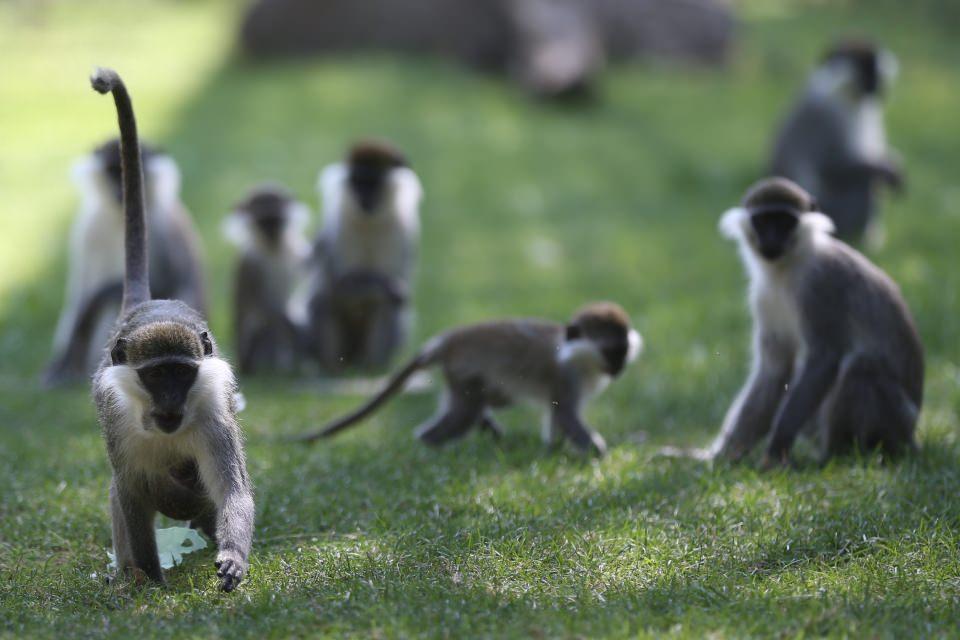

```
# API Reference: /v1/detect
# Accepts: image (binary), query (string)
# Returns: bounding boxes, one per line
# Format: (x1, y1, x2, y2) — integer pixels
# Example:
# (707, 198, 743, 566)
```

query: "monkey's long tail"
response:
(292, 352, 431, 443)
(90, 67, 150, 311)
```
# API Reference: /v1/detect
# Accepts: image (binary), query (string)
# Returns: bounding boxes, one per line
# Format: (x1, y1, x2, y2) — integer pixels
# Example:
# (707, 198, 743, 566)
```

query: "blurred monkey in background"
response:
(44, 139, 206, 385)
(307, 140, 422, 371)
(770, 39, 903, 244)
(224, 184, 312, 375)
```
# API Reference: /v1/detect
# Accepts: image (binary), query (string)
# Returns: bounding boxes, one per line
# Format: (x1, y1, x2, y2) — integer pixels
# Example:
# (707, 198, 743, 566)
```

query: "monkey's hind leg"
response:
(819, 356, 918, 461)
(415, 380, 485, 446)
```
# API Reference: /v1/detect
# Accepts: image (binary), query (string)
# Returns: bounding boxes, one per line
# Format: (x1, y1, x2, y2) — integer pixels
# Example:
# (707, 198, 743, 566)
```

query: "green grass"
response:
(2, 0, 960, 637)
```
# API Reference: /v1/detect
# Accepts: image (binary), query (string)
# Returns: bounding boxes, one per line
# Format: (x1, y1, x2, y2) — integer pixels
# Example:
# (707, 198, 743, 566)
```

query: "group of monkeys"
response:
(53, 37, 920, 592)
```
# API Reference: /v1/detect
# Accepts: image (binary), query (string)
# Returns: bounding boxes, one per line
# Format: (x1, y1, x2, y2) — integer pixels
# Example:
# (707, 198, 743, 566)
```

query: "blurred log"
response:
(240, 0, 735, 97)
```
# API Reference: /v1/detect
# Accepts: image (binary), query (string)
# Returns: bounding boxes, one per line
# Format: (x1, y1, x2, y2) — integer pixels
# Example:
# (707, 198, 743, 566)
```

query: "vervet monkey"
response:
(771, 39, 903, 242)
(294, 302, 643, 456)
(44, 137, 206, 385)
(712, 177, 923, 466)
(89, 68, 253, 591)
(307, 139, 422, 370)
(223, 185, 311, 375)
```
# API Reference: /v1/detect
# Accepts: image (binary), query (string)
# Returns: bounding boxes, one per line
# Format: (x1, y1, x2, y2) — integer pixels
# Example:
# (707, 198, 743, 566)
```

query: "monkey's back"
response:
(801, 240, 924, 403)
(432, 320, 564, 403)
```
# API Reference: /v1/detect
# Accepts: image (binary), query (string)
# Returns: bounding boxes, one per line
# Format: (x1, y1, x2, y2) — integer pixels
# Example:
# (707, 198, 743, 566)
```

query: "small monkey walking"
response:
(711, 177, 923, 466)
(89, 68, 254, 590)
(294, 302, 643, 455)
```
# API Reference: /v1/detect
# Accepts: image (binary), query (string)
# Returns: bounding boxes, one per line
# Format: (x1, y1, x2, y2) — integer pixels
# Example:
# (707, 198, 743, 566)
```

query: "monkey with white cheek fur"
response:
(89, 68, 254, 591)
(294, 302, 643, 456)
(307, 139, 422, 370)
(223, 184, 312, 375)
(711, 177, 923, 467)
(770, 39, 903, 243)
(45, 137, 207, 386)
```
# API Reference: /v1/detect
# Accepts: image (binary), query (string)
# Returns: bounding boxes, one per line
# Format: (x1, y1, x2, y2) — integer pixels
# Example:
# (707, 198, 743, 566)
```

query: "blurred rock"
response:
(240, 0, 735, 98)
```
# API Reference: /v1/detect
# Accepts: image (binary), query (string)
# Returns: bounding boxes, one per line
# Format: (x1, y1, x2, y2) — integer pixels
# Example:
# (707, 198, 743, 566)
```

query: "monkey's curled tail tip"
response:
(90, 67, 120, 94)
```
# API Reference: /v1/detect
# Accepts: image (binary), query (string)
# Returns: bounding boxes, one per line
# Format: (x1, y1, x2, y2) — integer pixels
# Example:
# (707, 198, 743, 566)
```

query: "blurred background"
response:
(1, 0, 958, 417)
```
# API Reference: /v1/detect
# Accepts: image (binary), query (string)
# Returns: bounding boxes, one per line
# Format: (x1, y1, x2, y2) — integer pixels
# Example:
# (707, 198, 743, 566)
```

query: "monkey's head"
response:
(721, 177, 835, 262)
(565, 302, 642, 377)
(224, 184, 310, 253)
(346, 139, 409, 213)
(110, 321, 214, 433)
(818, 39, 898, 98)
(94, 138, 160, 205)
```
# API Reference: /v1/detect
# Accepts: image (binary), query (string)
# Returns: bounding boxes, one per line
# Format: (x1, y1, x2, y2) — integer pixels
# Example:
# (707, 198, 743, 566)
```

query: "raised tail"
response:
(90, 68, 150, 311)
(293, 351, 432, 443)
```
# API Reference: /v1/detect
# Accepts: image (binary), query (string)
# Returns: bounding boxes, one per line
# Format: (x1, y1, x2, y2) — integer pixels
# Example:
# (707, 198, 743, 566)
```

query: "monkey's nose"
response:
(152, 412, 183, 433)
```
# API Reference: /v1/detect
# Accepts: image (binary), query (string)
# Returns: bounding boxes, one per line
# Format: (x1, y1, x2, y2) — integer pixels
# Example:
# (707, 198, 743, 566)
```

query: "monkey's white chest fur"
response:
(99, 359, 233, 480)
(329, 216, 412, 276)
(850, 99, 887, 160)
(752, 273, 804, 351)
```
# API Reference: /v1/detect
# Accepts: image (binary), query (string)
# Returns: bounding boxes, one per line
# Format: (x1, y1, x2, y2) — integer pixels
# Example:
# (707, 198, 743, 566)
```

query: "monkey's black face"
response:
(349, 164, 389, 213)
(137, 360, 199, 433)
(95, 138, 157, 205)
(600, 341, 630, 376)
(750, 211, 799, 261)
(566, 324, 631, 376)
(254, 212, 286, 245)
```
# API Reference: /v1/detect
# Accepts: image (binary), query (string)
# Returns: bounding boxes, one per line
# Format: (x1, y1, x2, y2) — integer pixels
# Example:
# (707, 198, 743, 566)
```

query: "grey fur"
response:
(43, 143, 207, 386)
(770, 43, 903, 242)
(90, 69, 253, 591)
(712, 178, 924, 465)
(227, 185, 310, 375)
(296, 302, 643, 456)
(306, 142, 421, 370)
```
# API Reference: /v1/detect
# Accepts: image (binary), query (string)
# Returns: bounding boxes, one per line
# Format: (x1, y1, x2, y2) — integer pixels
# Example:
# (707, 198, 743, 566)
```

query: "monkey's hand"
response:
(214, 549, 247, 592)
(878, 156, 905, 194)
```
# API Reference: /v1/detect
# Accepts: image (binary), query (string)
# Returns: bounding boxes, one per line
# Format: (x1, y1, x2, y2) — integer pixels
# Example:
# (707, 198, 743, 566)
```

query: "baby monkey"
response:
(90, 68, 254, 591)
(294, 302, 643, 455)
(224, 184, 311, 375)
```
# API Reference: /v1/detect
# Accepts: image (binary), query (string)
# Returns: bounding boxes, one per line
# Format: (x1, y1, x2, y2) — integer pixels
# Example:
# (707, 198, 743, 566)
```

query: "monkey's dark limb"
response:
(42, 280, 123, 387)
(766, 353, 840, 460)
(415, 381, 485, 446)
(551, 371, 606, 456)
(114, 487, 164, 583)
(712, 338, 793, 461)
(90, 68, 150, 311)
(820, 356, 917, 459)
(292, 351, 428, 442)
(479, 413, 505, 440)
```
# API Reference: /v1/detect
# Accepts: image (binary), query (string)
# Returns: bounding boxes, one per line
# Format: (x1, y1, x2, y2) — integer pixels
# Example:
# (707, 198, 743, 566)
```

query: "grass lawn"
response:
(2, 0, 960, 637)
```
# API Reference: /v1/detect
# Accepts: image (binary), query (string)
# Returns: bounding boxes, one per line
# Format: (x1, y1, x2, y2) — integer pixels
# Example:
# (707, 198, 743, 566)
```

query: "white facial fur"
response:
(222, 200, 312, 258)
(626, 329, 643, 364)
(558, 338, 611, 400)
(99, 357, 235, 469)
(719, 206, 836, 274)
(318, 162, 423, 231)
(72, 152, 181, 215)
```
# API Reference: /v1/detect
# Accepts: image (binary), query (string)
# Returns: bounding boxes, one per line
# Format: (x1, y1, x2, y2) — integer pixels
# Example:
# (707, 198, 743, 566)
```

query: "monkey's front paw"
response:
(215, 550, 247, 592)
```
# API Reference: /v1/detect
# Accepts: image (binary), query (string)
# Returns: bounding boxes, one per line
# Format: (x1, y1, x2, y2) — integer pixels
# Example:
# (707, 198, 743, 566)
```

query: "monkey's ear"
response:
(111, 338, 128, 366)
(200, 331, 214, 357)
(565, 324, 582, 341)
